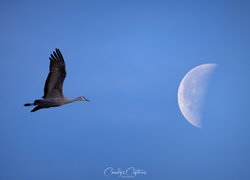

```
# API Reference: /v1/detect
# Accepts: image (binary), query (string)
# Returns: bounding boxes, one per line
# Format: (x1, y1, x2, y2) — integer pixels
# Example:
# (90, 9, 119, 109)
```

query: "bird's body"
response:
(24, 49, 89, 112)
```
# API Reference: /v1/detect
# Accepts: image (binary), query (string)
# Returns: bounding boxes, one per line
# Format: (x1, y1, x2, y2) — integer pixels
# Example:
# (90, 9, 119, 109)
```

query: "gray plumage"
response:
(24, 48, 89, 112)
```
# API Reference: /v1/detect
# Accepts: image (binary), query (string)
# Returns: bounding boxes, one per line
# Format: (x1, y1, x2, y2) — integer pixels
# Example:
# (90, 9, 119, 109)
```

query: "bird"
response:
(24, 48, 89, 112)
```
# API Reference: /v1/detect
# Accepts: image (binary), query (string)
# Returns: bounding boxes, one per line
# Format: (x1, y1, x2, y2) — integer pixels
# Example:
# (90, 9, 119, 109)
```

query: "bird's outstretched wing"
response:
(42, 49, 66, 99)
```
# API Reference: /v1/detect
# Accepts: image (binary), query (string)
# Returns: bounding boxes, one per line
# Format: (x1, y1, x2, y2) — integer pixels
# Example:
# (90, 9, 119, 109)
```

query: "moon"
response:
(178, 63, 217, 128)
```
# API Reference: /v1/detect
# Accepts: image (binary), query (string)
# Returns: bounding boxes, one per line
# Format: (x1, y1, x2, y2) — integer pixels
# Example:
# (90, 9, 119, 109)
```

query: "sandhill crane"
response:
(24, 48, 89, 112)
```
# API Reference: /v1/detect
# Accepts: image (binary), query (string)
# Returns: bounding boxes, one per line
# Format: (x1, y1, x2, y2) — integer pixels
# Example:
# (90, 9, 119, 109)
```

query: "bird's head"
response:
(77, 96, 89, 102)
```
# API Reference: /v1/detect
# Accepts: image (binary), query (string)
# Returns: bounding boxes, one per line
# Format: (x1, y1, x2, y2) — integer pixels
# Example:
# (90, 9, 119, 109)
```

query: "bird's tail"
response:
(24, 103, 34, 106)
(24, 99, 43, 106)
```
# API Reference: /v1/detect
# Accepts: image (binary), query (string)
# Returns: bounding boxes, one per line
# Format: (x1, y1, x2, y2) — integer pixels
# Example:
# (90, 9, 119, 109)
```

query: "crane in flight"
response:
(24, 48, 89, 112)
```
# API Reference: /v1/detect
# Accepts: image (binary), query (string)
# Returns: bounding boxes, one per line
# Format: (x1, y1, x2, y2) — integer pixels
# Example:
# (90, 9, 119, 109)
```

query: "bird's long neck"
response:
(64, 97, 79, 104)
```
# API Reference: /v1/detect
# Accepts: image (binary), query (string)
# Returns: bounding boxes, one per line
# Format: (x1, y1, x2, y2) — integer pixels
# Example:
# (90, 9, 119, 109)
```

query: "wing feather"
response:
(43, 49, 66, 98)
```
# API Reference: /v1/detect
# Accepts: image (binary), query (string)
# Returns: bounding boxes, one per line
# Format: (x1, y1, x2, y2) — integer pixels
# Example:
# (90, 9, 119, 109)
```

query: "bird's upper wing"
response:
(42, 49, 66, 99)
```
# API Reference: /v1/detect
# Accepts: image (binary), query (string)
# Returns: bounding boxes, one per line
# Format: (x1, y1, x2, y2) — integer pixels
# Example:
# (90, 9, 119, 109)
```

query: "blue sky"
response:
(1, 0, 250, 179)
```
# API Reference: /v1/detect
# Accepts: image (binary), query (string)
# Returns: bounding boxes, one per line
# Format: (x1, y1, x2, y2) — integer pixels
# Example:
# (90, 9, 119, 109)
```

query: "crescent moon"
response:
(178, 63, 217, 128)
